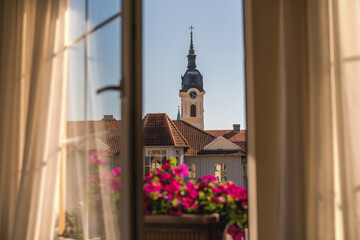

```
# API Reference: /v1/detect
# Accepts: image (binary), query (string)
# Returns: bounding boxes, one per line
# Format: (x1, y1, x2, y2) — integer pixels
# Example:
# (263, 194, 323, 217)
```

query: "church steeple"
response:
(179, 26, 205, 130)
(187, 25, 196, 69)
(177, 106, 181, 120)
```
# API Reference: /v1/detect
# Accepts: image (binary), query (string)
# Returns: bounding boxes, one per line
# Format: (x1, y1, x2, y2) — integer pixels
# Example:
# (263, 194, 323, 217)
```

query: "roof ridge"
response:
(164, 114, 176, 146)
(143, 114, 149, 126)
(174, 120, 216, 138)
(166, 116, 190, 147)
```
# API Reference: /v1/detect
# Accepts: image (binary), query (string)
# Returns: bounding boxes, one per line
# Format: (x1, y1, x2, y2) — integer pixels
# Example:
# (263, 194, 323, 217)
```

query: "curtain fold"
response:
(0, 0, 68, 239)
(246, 0, 360, 239)
(277, 0, 360, 239)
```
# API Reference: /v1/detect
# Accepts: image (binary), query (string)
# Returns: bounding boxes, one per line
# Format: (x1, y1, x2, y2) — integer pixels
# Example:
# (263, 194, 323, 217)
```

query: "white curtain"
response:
(245, 0, 360, 239)
(278, 0, 360, 239)
(0, 0, 68, 239)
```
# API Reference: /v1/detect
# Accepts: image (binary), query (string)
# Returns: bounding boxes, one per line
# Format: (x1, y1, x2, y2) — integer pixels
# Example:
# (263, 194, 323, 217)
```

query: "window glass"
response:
(190, 104, 196, 117)
(89, 0, 121, 30)
(87, 18, 121, 120)
(144, 150, 167, 174)
(67, 40, 85, 121)
(64, 2, 122, 238)
(215, 163, 227, 183)
(175, 150, 180, 163)
(68, 0, 86, 43)
(188, 163, 196, 179)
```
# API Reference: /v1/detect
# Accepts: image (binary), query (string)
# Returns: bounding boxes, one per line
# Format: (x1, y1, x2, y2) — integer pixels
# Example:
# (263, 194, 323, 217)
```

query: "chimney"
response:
(233, 124, 240, 132)
(102, 115, 115, 121)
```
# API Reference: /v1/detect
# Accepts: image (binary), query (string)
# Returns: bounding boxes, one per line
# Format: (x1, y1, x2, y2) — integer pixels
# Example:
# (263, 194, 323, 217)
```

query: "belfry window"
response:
(190, 104, 196, 117)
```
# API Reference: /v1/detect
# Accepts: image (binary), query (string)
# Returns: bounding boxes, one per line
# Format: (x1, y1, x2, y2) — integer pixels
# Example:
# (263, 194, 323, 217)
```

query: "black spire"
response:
(187, 25, 196, 69)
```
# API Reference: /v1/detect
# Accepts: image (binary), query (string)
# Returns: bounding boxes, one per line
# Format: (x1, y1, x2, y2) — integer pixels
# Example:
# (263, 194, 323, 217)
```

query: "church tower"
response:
(179, 26, 205, 130)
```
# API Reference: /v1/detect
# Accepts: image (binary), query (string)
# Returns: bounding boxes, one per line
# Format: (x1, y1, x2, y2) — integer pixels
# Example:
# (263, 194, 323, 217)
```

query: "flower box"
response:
(145, 213, 226, 240)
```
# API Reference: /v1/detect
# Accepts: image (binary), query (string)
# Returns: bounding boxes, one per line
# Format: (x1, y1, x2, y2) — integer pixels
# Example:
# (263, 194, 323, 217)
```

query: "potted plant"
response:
(143, 158, 248, 240)
(61, 153, 248, 240)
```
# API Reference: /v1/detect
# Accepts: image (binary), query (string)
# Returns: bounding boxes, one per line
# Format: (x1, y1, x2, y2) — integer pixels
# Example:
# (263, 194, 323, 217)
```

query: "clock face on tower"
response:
(189, 91, 197, 99)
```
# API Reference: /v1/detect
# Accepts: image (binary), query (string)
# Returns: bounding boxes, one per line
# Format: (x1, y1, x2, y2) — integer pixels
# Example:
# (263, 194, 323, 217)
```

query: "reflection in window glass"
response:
(89, 0, 121, 30)
(215, 163, 227, 183)
(87, 18, 121, 120)
(64, 2, 122, 238)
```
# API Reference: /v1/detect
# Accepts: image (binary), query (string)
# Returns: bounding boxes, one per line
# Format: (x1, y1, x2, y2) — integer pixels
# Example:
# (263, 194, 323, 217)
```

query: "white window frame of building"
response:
(214, 163, 227, 183)
(175, 149, 180, 164)
(188, 163, 196, 180)
(144, 149, 167, 173)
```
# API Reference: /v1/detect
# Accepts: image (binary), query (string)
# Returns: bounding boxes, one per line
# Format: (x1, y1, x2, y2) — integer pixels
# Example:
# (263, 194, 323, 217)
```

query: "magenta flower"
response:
(144, 182, 163, 196)
(163, 180, 181, 194)
(203, 175, 217, 182)
(228, 225, 244, 240)
(88, 150, 107, 165)
(186, 182, 199, 199)
(173, 164, 188, 177)
(160, 173, 171, 182)
(112, 167, 121, 176)
(142, 158, 248, 234)
(112, 181, 121, 191)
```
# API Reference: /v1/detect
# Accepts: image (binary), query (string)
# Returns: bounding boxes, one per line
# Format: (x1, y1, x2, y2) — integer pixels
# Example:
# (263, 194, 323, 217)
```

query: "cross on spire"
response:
(189, 25, 195, 53)
(189, 25, 194, 35)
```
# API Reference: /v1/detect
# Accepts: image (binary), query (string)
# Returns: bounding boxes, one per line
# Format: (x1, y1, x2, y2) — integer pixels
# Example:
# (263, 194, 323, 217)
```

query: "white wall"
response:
(185, 155, 245, 186)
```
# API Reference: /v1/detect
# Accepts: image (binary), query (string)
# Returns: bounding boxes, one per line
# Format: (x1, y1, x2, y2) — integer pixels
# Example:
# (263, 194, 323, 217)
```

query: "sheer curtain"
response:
(245, 0, 360, 239)
(0, 0, 68, 239)
(278, 0, 360, 239)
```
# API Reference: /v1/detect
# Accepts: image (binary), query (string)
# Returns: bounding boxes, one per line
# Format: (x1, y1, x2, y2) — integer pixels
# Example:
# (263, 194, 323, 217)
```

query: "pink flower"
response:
(173, 164, 188, 178)
(162, 164, 171, 171)
(186, 182, 199, 199)
(169, 207, 181, 216)
(160, 173, 171, 182)
(203, 175, 217, 182)
(144, 182, 163, 196)
(163, 180, 181, 194)
(100, 171, 113, 180)
(112, 181, 121, 191)
(228, 225, 244, 240)
(144, 200, 150, 214)
(99, 160, 105, 165)
(88, 150, 107, 165)
(112, 167, 121, 176)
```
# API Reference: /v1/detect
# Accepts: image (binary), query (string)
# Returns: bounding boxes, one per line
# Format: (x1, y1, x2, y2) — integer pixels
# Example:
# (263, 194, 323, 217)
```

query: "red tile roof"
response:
(65, 115, 247, 157)
(143, 113, 189, 148)
(173, 120, 246, 156)
(66, 120, 121, 155)
(173, 120, 215, 156)
(205, 129, 247, 142)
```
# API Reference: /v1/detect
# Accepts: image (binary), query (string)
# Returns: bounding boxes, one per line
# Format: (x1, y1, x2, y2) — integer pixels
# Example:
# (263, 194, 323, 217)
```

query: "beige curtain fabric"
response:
(245, 0, 360, 239)
(0, 0, 68, 239)
(277, 0, 360, 240)
(278, 0, 360, 239)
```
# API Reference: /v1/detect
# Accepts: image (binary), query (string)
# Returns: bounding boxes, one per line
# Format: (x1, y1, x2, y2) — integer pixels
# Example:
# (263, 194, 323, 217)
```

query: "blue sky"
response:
(143, 0, 246, 130)
(67, 0, 246, 130)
